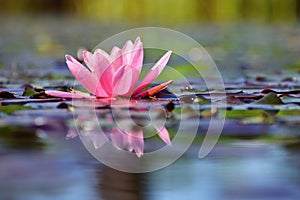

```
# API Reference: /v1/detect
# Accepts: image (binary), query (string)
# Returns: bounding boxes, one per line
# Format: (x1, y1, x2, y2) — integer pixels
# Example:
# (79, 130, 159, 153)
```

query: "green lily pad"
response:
(0, 105, 34, 115)
(252, 92, 283, 105)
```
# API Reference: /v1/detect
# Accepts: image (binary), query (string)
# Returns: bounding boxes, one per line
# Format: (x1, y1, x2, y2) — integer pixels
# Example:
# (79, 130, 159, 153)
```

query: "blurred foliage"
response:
(0, 0, 299, 24)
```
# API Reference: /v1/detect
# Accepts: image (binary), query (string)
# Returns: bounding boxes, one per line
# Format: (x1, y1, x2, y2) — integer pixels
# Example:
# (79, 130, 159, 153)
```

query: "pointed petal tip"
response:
(164, 50, 172, 59)
(133, 80, 173, 98)
(110, 46, 121, 54)
(82, 50, 89, 56)
(166, 80, 174, 84)
(150, 50, 172, 73)
(65, 54, 72, 61)
(136, 151, 143, 158)
(155, 126, 172, 146)
(135, 36, 141, 44)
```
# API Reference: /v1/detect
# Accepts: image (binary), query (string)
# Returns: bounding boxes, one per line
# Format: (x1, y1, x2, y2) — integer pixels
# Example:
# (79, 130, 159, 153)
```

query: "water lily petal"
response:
(94, 48, 110, 61)
(154, 126, 172, 145)
(130, 37, 143, 70)
(112, 65, 134, 96)
(132, 51, 172, 96)
(82, 50, 94, 71)
(83, 50, 110, 76)
(133, 80, 173, 98)
(122, 39, 134, 54)
(110, 46, 124, 70)
(65, 55, 99, 95)
(45, 90, 93, 99)
(66, 55, 109, 97)
(128, 37, 144, 88)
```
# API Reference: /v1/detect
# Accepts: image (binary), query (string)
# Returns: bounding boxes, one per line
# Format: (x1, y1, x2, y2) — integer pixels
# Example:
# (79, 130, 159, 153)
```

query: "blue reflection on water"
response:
(146, 143, 300, 200)
(0, 133, 299, 200)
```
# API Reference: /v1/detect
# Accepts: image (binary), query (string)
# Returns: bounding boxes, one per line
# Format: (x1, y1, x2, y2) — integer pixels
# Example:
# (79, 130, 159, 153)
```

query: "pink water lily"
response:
(46, 37, 172, 99)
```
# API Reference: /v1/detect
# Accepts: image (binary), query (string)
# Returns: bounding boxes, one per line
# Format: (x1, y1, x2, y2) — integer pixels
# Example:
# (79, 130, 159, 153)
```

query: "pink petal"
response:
(82, 50, 94, 71)
(127, 37, 144, 87)
(133, 80, 173, 98)
(94, 48, 110, 61)
(82, 50, 112, 97)
(45, 90, 93, 99)
(98, 66, 114, 96)
(154, 126, 171, 145)
(83, 50, 110, 77)
(122, 39, 134, 59)
(112, 66, 134, 96)
(65, 55, 99, 95)
(114, 38, 143, 97)
(132, 51, 172, 96)
(110, 46, 124, 70)
(127, 129, 144, 157)
(129, 37, 143, 70)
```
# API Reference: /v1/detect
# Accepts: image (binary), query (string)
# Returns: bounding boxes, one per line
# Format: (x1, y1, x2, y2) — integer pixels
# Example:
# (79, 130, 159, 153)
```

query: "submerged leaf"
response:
(0, 126, 45, 150)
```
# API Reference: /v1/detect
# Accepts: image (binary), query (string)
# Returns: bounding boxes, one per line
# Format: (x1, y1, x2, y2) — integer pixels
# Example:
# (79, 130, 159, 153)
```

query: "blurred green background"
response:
(1, 0, 299, 24)
(0, 0, 300, 78)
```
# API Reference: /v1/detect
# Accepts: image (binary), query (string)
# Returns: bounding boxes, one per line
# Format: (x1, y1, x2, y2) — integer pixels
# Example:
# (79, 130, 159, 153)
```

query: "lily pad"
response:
(0, 105, 34, 115)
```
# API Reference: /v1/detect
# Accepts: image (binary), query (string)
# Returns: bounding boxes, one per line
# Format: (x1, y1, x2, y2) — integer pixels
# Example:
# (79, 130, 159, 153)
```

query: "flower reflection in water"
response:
(67, 105, 171, 158)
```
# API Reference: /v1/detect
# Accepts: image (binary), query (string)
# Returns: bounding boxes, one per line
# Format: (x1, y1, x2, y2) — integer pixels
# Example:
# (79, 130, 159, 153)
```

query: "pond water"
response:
(1, 16, 300, 199)
(1, 129, 299, 200)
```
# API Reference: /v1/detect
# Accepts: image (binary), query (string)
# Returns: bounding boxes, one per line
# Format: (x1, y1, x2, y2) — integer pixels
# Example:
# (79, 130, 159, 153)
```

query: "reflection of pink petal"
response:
(155, 126, 172, 145)
(91, 132, 108, 149)
(110, 127, 144, 157)
(110, 128, 127, 151)
(45, 90, 93, 99)
(66, 129, 78, 139)
(132, 51, 172, 96)
(127, 129, 144, 158)
(133, 80, 173, 98)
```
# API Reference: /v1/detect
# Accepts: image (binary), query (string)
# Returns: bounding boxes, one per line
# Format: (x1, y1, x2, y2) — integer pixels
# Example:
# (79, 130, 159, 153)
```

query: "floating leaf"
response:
(22, 85, 37, 96)
(252, 92, 283, 105)
(223, 110, 265, 119)
(0, 91, 16, 98)
(0, 105, 34, 114)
